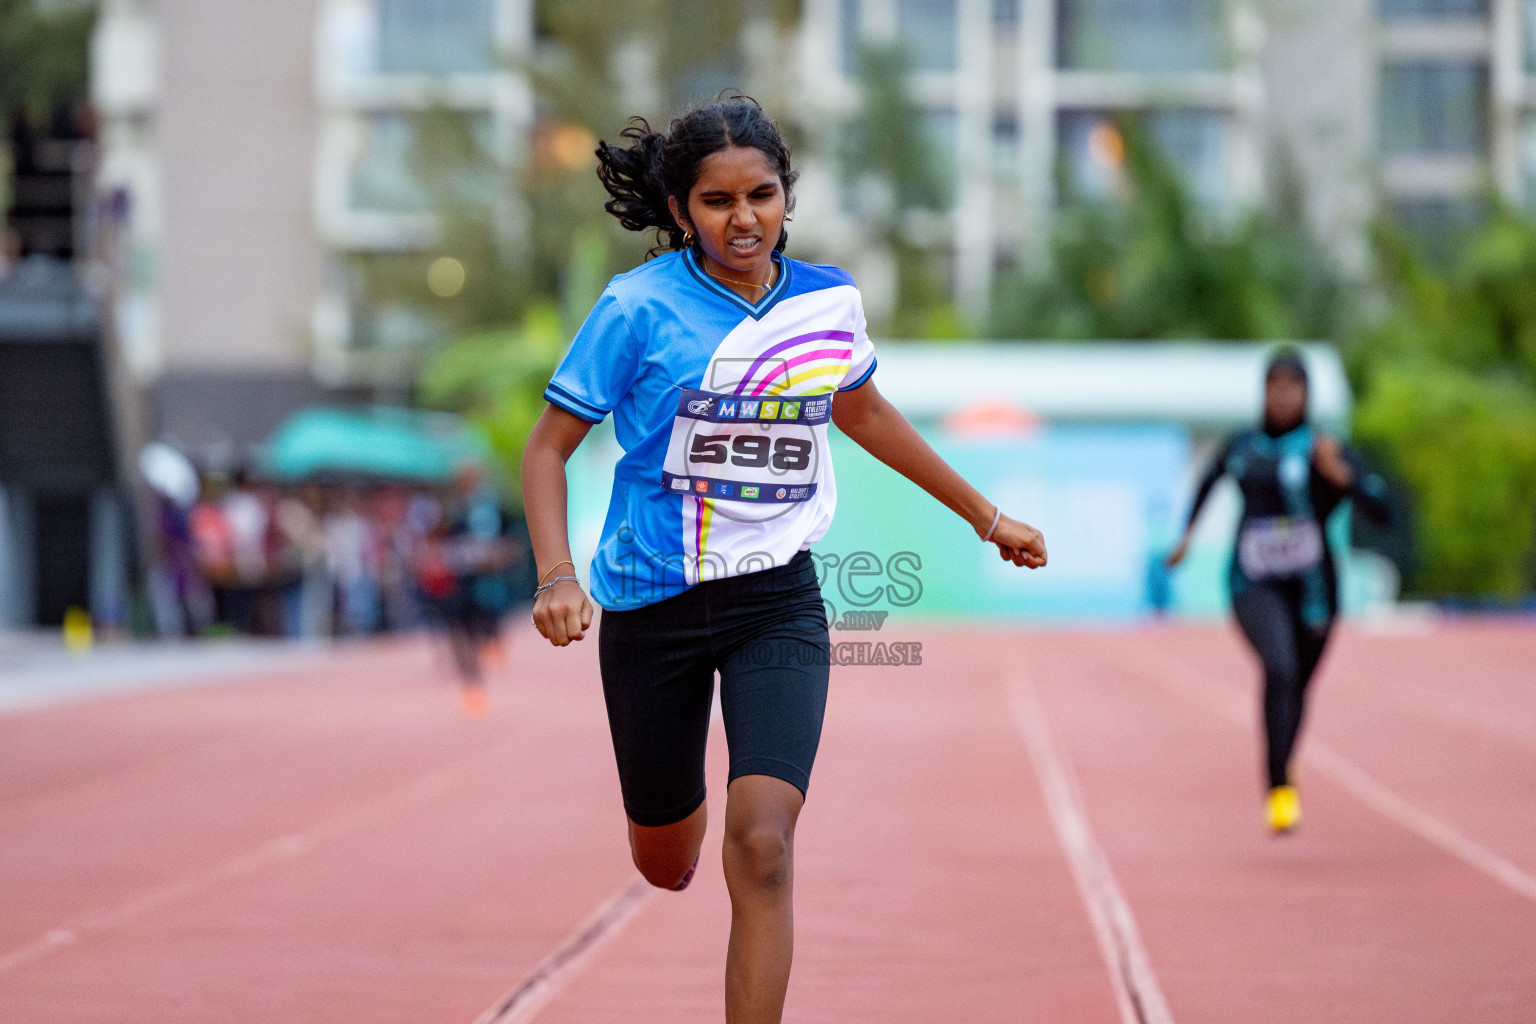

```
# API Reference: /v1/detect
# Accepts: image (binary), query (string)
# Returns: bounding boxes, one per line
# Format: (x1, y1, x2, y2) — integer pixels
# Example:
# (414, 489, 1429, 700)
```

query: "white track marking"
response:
(0, 768, 453, 976)
(1368, 678, 1536, 755)
(470, 876, 655, 1024)
(1008, 673, 1176, 1024)
(1133, 639, 1536, 906)
(1305, 742, 1536, 903)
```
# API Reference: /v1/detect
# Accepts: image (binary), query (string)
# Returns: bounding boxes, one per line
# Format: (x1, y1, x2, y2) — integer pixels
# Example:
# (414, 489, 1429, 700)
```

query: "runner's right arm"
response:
(522, 406, 597, 646)
(1166, 436, 1234, 568)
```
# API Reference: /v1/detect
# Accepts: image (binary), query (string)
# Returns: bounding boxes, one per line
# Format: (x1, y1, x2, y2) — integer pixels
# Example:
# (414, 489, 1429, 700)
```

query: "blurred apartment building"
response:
(91, 0, 532, 453)
(87, 0, 1536, 428)
(0, 0, 531, 629)
(4, 0, 1528, 629)
(0, 104, 127, 630)
(793, 0, 1536, 319)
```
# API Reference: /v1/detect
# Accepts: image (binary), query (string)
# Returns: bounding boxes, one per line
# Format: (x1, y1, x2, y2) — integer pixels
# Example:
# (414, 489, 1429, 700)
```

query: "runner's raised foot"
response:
(1266, 784, 1300, 834)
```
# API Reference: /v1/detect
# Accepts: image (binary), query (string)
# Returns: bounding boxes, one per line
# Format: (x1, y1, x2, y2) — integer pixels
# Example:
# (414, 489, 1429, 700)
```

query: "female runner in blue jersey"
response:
(521, 97, 1047, 1023)
(1166, 350, 1390, 834)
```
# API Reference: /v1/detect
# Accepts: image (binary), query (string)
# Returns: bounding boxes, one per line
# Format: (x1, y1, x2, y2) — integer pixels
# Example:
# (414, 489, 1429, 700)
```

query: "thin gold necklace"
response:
(704, 263, 777, 293)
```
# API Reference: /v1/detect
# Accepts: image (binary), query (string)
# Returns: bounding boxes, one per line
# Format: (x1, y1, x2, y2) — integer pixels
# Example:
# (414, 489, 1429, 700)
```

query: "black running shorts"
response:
(597, 550, 832, 828)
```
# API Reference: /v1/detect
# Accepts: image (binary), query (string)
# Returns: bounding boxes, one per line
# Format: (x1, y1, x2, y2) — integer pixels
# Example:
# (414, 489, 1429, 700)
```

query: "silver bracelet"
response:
(981, 505, 1001, 543)
(534, 576, 579, 598)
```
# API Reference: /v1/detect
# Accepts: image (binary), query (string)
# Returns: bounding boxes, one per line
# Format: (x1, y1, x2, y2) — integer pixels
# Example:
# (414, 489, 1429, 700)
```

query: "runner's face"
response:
(1264, 371, 1307, 430)
(674, 145, 785, 280)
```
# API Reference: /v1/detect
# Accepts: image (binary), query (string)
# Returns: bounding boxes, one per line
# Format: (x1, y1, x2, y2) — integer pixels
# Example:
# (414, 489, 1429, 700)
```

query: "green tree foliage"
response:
(414, 303, 566, 494)
(0, 0, 96, 121)
(1351, 208, 1536, 598)
(402, 1, 798, 491)
(839, 44, 957, 337)
(1, 0, 96, 216)
(1354, 368, 1536, 596)
(988, 118, 1344, 342)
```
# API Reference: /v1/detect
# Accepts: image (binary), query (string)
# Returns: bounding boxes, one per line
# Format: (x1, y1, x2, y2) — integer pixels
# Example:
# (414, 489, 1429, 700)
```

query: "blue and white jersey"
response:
(544, 248, 876, 610)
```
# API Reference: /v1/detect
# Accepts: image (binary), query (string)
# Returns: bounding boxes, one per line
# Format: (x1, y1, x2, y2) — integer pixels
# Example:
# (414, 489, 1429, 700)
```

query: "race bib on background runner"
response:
(1237, 516, 1324, 579)
(661, 389, 831, 504)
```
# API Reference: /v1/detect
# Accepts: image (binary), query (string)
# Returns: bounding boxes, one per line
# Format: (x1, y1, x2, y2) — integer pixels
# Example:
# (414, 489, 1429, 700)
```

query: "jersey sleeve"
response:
(543, 287, 641, 423)
(835, 288, 877, 392)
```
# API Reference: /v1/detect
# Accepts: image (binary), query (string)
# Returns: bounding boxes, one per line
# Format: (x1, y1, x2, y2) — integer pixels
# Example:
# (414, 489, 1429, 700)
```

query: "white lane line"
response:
(0, 768, 453, 976)
(1306, 743, 1536, 903)
(470, 876, 655, 1024)
(1007, 673, 1176, 1024)
(1134, 639, 1536, 906)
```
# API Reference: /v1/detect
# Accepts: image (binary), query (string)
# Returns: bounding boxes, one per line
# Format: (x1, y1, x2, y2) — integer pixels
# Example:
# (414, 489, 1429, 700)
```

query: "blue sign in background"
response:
(566, 418, 1386, 623)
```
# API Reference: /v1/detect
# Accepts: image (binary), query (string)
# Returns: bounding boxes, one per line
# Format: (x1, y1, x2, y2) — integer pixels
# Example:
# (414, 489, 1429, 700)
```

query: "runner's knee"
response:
(724, 823, 792, 892)
(633, 849, 699, 890)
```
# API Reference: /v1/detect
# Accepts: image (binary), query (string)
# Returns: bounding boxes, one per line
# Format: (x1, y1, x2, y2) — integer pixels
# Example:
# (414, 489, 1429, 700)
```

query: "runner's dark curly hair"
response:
(595, 95, 798, 258)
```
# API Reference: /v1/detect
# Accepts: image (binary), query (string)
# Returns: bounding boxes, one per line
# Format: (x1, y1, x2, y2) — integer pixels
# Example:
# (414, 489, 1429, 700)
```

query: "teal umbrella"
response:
(262, 407, 491, 484)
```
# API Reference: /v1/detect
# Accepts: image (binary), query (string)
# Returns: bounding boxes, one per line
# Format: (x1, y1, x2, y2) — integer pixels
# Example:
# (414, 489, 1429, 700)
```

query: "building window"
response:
(993, 114, 1020, 180)
(1378, 0, 1487, 18)
(377, 0, 496, 75)
(1057, 109, 1230, 209)
(922, 108, 959, 205)
(1388, 196, 1484, 262)
(1526, 0, 1536, 72)
(1057, 0, 1225, 73)
(1379, 61, 1487, 156)
(898, 0, 958, 72)
(1522, 117, 1536, 204)
(840, 0, 861, 75)
(348, 112, 497, 213)
(995, 0, 1021, 26)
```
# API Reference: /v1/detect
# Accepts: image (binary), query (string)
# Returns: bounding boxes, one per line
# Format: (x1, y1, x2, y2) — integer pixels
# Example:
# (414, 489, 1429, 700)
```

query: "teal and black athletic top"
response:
(1185, 424, 1391, 627)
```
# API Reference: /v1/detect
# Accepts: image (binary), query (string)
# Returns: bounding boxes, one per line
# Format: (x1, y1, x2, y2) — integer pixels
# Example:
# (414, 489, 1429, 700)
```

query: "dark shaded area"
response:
(33, 491, 90, 624)
(153, 372, 350, 468)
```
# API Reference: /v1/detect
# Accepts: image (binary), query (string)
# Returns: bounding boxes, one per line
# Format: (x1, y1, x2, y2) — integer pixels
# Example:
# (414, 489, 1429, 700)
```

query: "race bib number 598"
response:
(661, 389, 830, 505)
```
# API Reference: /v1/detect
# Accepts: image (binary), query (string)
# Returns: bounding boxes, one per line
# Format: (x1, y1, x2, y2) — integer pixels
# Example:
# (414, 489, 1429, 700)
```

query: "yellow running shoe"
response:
(1266, 785, 1300, 834)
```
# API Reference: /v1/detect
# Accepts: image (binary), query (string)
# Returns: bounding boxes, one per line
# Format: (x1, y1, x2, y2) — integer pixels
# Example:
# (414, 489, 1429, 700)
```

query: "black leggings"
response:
(1232, 581, 1333, 789)
(597, 550, 831, 828)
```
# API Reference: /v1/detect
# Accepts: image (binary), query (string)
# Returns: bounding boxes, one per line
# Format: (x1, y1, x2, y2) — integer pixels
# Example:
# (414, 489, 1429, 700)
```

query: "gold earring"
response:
(784, 213, 794, 222)
(682, 230, 693, 245)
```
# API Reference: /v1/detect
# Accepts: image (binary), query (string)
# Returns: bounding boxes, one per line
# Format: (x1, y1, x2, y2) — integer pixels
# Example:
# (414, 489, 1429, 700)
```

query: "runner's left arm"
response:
(1322, 441, 1392, 526)
(830, 378, 1046, 569)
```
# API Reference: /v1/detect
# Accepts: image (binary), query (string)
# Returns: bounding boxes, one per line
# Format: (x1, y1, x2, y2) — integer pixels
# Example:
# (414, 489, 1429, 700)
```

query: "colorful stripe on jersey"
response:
(694, 494, 716, 570)
(732, 330, 856, 397)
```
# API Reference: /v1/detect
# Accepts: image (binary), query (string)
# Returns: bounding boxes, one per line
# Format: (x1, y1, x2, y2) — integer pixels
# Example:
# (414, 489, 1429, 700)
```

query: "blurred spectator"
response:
(141, 443, 521, 648)
(189, 476, 236, 590)
(423, 465, 525, 713)
(325, 488, 382, 636)
(277, 485, 332, 638)
(373, 485, 427, 631)
(147, 493, 215, 638)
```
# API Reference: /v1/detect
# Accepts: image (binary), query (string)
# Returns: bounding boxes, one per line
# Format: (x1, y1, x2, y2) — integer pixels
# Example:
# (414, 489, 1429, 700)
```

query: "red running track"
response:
(0, 619, 1533, 1022)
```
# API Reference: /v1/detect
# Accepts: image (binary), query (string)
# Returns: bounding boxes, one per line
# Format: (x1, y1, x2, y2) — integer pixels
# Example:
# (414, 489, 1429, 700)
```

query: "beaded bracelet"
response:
(981, 505, 1002, 544)
(534, 576, 579, 598)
